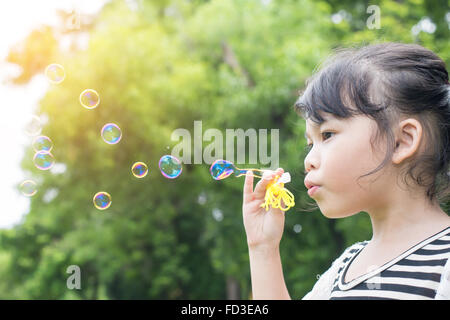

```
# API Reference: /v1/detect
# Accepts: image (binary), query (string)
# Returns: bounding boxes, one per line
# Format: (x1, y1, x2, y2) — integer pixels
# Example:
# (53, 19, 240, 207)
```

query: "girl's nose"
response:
(304, 165, 312, 174)
(304, 147, 319, 173)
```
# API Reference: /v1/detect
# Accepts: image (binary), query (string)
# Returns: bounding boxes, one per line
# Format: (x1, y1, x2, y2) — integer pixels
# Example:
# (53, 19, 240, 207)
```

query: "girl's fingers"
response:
(243, 170, 254, 204)
(253, 168, 284, 199)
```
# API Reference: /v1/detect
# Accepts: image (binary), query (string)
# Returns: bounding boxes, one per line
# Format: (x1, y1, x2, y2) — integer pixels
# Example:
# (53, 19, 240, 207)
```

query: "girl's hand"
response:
(242, 168, 286, 250)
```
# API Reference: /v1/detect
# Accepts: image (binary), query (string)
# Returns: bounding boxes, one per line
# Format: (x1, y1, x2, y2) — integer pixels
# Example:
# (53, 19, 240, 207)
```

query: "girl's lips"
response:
(307, 186, 320, 197)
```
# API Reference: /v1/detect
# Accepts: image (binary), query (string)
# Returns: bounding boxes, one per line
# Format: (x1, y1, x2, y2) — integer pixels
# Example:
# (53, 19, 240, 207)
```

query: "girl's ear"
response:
(392, 118, 423, 165)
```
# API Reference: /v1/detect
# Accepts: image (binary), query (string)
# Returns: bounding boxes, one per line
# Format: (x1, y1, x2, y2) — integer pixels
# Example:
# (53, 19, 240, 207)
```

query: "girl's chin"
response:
(319, 205, 361, 219)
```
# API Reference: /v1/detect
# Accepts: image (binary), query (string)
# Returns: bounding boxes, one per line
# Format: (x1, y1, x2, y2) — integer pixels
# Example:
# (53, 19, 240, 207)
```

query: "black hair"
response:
(294, 42, 450, 206)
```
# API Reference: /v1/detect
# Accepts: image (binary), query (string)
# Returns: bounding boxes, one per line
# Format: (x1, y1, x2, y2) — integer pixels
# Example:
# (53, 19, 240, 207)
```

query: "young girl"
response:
(242, 42, 450, 300)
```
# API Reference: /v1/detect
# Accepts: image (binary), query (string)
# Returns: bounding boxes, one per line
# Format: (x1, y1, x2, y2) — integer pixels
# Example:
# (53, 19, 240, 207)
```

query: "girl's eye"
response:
(305, 131, 335, 151)
(322, 131, 334, 140)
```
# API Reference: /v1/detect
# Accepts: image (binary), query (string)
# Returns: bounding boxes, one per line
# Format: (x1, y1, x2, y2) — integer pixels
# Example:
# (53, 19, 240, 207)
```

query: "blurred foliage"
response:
(0, 0, 449, 299)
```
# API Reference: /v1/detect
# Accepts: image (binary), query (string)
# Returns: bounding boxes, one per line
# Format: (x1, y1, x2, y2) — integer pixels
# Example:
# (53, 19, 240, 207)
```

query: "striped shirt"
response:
(330, 227, 450, 300)
(303, 227, 450, 300)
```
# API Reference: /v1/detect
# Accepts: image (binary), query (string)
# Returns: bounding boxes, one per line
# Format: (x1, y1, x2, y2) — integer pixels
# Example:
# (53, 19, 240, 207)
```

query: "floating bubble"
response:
(32, 135, 53, 152)
(24, 115, 42, 136)
(45, 63, 65, 84)
(33, 151, 55, 170)
(93, 191, 112, 210)
(79, 89, 100, 109)
(101, 123, 122, 144)
(131, 162, 148, 178)
(159, 155, 182, 179)
(19, 180, 37, 197)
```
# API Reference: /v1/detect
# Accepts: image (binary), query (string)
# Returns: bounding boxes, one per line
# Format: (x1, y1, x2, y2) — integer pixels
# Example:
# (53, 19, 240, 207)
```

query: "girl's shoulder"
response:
(303, 228, 450, 300)
(301, 240, 369, 300)
(339, 240, 369, 260)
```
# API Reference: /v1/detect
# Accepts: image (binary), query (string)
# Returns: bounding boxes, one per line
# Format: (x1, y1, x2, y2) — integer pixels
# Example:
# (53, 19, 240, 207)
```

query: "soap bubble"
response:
(19, 180, 37, 197)
(32, 135, 53, 152)
(24, 115, 42, 136)
(101, 123, 122, 144)
(93, 191, 112, 210)
(45, 64, 65, 84)
(210, 159, 235, 180)
(159, 155, 182, 179)
(79, 89, 100, 109)
(33, 151, 55, 170)
(131, 162, 148, 178)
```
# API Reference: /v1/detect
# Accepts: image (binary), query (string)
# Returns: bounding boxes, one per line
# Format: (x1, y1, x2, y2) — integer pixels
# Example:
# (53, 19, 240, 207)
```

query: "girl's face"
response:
(304, 113, 392, 218)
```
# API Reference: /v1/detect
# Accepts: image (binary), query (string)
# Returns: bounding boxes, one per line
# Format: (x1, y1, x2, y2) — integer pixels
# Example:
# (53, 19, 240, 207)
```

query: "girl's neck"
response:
(367, 196, 450, 247)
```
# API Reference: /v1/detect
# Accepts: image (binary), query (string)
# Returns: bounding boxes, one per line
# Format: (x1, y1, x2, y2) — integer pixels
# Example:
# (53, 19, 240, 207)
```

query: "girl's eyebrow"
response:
(304, 116, 343, 139)
(304, 119, 330, 140)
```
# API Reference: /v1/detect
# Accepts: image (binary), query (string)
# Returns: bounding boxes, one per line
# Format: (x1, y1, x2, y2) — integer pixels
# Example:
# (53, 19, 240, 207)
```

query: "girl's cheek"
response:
(324, 140, 367, 188)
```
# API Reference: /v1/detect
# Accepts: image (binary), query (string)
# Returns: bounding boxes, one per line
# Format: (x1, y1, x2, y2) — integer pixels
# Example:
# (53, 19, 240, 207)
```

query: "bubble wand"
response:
(260, 171, 295, 212)
(209, 159, 295, 212)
